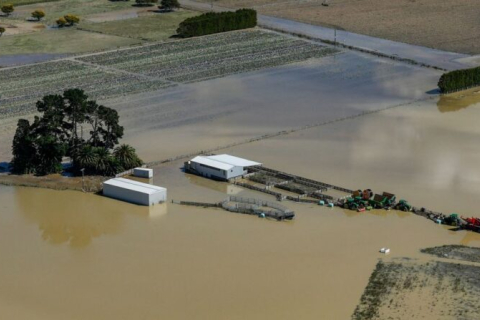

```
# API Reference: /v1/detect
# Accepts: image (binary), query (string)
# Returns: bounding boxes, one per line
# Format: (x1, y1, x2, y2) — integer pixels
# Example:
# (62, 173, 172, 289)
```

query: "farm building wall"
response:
(103, 183, 167, 206)
(189, 162, 245, 180)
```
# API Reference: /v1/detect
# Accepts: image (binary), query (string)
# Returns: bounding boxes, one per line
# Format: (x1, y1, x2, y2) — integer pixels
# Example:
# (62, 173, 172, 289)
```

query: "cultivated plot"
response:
(77, 30, 339, 83)
(0, 29, 337, 120)
(0, 60, 170, 119)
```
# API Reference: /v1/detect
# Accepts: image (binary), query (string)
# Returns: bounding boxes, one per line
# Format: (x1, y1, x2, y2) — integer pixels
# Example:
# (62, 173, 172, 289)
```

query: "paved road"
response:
(180, 0, 473, 71)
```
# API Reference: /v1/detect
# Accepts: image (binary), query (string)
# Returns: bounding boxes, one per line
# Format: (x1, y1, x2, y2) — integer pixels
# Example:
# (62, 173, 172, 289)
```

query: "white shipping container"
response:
(133, 167, 153, 178)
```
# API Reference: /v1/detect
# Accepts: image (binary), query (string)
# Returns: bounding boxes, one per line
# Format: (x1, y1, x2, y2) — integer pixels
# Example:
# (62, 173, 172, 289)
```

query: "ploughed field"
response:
(353, 258, 480, 320)
(195, 0, 480, 54)
(0, 30, 337, 120)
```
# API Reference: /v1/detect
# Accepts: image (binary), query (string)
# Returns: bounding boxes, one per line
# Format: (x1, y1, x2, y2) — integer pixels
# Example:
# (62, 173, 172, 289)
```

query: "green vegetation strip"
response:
(438, 66, 480, 93)
(177, 9, 257, 38)
(78, 30, 339, 83)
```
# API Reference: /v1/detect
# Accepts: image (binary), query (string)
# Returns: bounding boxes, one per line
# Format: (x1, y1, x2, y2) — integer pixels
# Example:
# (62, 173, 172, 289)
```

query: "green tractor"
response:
(382, 192, 396, 207)
(368, 192, 396, 209)
(394, 199, 412, 212)
(443, 213, 460, 226)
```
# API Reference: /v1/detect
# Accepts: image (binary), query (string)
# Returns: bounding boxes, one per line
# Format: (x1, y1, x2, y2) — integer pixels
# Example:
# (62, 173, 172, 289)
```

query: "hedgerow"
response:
(176, 9, 256, 38)
(438, 66, 480, 93)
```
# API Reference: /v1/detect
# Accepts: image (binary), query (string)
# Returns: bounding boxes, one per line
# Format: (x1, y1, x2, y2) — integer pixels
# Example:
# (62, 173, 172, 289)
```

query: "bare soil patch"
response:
(421, 245, 480, 263)
(353, 259, 480, 320)
(197, 0, 480, 54)
(0, 18, 44, 36)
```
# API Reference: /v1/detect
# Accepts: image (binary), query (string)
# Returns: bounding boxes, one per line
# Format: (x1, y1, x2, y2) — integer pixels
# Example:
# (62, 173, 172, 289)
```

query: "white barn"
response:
(103, 178, 167, 206)
(184, 154, 261, 180)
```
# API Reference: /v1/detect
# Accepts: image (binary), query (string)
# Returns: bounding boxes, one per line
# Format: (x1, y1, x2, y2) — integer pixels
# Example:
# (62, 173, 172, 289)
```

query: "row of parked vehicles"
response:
(339, 189, 480, 233)
(339, 189, 412, 212)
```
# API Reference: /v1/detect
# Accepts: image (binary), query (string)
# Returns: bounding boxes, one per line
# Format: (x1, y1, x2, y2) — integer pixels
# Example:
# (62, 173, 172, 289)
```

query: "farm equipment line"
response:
(226, 166, 480, 233)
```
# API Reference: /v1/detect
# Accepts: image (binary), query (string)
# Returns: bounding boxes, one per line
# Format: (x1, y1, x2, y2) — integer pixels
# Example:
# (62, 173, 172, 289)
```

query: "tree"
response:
(64, 14, 80, 26)
(160, 0, 180, 11)
(0, 27, 5, 36)
(76, 145, 98, 174)
(31, 9, 45, 21)
(113, 144, 143, 170)
(1, 4, 14, 16)
(35, 134, 65, 176)
(11, 89, 132, 176)
(56, 17, 66, 27)
(11, 119, 37, 174)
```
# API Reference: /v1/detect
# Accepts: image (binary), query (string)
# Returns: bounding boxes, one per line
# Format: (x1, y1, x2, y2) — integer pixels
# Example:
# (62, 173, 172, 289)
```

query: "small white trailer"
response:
(103, 178, 167, 206)
(133, 167, 153, 178)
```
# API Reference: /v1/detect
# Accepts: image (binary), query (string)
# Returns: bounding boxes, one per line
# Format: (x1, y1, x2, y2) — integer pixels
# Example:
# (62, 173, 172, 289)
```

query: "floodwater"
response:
(103, 50, 441, 164)
(1, 171, 479, 319)
(2, 47, 480, 319)
(0, 53, 69, 67)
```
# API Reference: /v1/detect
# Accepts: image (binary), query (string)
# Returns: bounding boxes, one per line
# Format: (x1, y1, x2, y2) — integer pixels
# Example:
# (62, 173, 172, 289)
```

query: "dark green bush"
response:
(177, 9, 257, 38)
(438, 66, 480, 93)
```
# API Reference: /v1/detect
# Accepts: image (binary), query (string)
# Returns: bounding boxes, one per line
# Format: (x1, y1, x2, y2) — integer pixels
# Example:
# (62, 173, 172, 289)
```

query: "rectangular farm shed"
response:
(103, 178, 167, 206)
(185, 154, 261, 180)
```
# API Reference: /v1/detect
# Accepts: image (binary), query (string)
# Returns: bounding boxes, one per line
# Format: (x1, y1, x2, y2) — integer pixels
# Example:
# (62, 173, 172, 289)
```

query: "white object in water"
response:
(133, 167, 153, 178)
(380, 248, 390, 254)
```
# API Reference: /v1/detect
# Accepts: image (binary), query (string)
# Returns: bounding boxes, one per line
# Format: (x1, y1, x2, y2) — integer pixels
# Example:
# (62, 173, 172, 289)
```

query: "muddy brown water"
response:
(1, 50, 480, 319)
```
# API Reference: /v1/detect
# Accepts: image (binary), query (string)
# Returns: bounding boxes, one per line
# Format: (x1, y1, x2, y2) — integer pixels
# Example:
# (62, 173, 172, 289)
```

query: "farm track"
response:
(0, 29, 338, 121)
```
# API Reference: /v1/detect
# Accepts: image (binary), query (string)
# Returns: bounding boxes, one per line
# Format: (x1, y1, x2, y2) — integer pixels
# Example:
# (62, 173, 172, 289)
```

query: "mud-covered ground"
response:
(353, 258, 480, 320)
(0, 173, 105, 192)
(421, 245, 480, 264)
(197, 0, 480, 54)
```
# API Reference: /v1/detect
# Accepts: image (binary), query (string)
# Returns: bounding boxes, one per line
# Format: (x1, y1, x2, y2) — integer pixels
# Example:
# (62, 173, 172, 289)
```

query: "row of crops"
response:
(1, 30, 338, 120)
(0, 60, 171, 119)
(78, 30, 339, 83)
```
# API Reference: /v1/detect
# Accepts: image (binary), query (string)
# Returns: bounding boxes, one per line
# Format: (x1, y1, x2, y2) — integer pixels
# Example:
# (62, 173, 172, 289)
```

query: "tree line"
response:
(176, 9, 257, 38)
(11, 89, 142, 176)
(438, 67, 480, 93)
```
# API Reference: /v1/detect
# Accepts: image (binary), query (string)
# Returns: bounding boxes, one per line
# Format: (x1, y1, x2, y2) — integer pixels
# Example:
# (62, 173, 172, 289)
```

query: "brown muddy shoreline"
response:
(0, 173, 106, 193)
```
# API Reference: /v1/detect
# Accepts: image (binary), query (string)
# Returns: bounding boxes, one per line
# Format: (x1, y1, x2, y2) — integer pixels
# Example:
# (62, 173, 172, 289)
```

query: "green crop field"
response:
(0, 28, 141, 56)
(79, 10, 199, 41)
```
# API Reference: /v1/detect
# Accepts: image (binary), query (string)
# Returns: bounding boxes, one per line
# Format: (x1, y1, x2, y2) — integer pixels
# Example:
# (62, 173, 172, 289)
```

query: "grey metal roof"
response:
(206, 154, 262, 167)
(190, 156, 235, 171)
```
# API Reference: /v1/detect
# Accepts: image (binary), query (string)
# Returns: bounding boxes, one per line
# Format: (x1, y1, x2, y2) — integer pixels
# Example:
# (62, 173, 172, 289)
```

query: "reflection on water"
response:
(187, 174, 243, 195)
(437, 89, 480, 113)
(13, 187, 166, 247)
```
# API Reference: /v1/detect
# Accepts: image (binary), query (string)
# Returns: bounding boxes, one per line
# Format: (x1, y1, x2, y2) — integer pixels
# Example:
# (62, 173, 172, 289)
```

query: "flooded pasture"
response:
(1, 44, 480, 319)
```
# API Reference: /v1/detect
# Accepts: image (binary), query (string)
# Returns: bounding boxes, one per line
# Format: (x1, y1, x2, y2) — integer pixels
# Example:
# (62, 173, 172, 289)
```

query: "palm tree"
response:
(113, 144, 143, 170)
(93, 147, 111, 175)
(75, 145, 98, 174)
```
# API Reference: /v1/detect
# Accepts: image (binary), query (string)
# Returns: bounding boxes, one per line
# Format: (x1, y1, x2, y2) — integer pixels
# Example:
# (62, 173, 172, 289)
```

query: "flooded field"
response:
(1, 172, 479, 320)
(1, 32, 480, 319)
